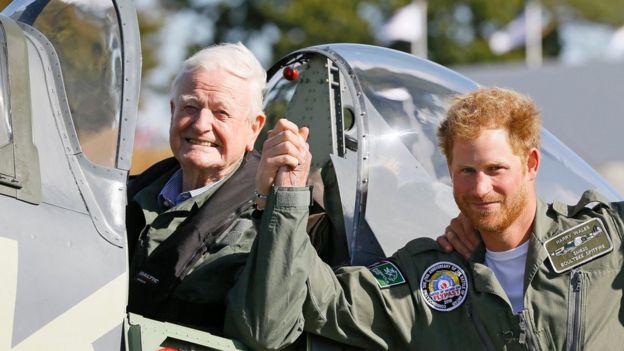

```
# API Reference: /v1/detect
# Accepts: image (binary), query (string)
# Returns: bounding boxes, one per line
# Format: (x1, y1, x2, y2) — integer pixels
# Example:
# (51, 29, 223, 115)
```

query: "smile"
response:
(471, 201, 499, 209)
(186, 138, 217, 147)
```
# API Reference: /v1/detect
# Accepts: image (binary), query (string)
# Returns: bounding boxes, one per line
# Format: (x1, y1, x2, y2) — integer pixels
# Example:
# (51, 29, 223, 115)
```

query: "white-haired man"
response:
(126, 42, 266, 332)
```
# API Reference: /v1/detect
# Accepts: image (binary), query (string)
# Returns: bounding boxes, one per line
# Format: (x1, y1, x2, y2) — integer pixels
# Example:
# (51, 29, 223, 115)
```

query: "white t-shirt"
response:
(485, 240, 529, 314)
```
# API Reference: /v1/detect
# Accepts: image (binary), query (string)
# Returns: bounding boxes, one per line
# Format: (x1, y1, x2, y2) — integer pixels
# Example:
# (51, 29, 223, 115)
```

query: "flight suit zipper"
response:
(566, 269, 583, 351)
(518, 309, 537, 350)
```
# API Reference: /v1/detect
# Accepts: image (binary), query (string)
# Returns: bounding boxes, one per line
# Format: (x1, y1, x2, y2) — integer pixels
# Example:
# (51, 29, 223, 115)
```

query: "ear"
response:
(246, 113, 266, 151)
(526, 147, 540, 181)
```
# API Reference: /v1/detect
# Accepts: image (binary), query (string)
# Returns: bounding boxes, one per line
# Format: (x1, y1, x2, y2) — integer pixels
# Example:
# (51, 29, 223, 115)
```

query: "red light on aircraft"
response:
(283, 66, 299, 81)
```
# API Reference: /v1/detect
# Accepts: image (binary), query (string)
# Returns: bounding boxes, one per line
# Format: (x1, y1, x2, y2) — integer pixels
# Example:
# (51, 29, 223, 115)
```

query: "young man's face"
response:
(449, 128, 536, 235)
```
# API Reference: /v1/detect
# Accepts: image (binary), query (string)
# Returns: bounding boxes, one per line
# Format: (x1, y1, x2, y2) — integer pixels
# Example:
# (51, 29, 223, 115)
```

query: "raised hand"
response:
(255, 119, 311, 208)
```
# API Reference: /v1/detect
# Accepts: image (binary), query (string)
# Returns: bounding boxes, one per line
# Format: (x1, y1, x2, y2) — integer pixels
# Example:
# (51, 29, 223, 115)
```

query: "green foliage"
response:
(139, 0, 618, 76)
(557, 0, 624, 26)
(428, 0, 553, 65)
(155, 0, 385, 63)
(138, 11, 164, 75)
(254, 0, 381, 60)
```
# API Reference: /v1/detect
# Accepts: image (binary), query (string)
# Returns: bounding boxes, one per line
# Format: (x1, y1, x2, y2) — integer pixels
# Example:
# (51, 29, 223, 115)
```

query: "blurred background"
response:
(132, 0, 623, 194)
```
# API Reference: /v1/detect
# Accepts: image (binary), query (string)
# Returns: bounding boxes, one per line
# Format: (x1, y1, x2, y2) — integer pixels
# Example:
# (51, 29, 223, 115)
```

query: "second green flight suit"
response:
(226, 188, 624, 350)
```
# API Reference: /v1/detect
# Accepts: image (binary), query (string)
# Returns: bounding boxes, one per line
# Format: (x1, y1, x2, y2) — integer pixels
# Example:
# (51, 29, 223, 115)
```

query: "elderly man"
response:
(126, 42, 265, 331)
(226, 87, 624, 349)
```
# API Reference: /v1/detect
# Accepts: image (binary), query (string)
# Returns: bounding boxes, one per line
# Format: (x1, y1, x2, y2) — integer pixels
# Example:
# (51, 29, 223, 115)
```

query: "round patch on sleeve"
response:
(420, 261, 468, 312)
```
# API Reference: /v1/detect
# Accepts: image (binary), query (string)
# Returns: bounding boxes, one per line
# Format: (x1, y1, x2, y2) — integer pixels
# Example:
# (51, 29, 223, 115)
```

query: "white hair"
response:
(170, 42, 266, 119)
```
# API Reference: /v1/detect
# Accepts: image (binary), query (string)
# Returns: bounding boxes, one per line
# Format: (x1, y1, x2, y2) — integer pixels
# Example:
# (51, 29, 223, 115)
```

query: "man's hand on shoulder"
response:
(436, 213, 480, 260)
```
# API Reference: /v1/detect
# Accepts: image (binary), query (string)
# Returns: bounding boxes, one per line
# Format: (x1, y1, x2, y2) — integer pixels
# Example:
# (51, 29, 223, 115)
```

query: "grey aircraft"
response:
(0, 0, 621, 350)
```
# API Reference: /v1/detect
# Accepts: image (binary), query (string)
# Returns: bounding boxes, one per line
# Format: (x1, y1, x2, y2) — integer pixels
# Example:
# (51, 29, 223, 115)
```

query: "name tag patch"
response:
(420, 261, 468, 312)
(368, 260, 406, 288)
(544, 218, 613, 273)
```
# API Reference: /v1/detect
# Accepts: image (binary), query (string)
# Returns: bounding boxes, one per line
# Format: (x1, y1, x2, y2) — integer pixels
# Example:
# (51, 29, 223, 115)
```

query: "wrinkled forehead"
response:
(174, 68, 251, 102)
(177, 67, 239, 89)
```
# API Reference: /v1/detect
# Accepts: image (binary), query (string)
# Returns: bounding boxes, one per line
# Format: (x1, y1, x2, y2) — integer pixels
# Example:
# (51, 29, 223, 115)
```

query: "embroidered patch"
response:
(368, 260, 406, 288)
(544, 218, 613, 273)
(420, 261, 468, 312)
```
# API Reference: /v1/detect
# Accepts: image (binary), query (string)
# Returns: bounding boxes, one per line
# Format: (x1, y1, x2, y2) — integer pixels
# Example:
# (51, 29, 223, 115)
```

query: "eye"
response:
(183, 105, 199, 114)
(487, 165, 505, 173)
(459, 167, 475, 175)
(214, 109, 231, 119)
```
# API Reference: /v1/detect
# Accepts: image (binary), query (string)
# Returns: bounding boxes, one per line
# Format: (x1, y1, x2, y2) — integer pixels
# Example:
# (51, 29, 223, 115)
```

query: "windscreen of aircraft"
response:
(3, 0, 122, 167)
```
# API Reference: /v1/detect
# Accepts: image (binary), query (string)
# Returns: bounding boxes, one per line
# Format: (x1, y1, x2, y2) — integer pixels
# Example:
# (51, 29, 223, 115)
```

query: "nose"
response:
(473, 172, 492, 198)
(192, 108, 214, 132)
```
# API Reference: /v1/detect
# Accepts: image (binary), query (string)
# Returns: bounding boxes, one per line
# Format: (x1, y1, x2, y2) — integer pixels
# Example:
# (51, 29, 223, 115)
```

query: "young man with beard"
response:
(225, 88, 624, 350)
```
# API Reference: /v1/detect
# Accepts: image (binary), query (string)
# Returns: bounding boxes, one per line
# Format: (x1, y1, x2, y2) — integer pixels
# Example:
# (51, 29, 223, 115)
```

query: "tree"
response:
(139, 0, 622, 82)
(155, 0, 389, 63)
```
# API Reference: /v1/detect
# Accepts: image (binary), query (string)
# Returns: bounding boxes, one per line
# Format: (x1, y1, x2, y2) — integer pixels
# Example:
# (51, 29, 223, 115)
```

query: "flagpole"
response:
(525, 0, 542, 68)
(410, 0, 427, 59)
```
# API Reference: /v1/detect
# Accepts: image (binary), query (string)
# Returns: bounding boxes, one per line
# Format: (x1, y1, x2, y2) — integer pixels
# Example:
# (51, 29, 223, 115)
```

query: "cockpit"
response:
(1, 0, 140, 245)
(262, 44, 623, 264)
(3, 0, 120, 166)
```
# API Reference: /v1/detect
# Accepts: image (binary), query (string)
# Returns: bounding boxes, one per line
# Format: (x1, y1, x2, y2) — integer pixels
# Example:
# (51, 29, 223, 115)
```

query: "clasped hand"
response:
(255, 119, 312, 208)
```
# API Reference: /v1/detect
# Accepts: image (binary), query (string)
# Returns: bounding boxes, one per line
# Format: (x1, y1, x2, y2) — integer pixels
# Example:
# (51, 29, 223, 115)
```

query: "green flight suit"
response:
(130, 166, 256, 303)
(225, 187, 624, 350)
(127, 155, 259, 330)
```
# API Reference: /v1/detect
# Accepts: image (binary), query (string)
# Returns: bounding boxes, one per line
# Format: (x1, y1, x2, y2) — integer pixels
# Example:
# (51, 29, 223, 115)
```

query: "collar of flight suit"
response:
(523, 198, 557, 289)
(466, 199, 554, 299)
(465, 193, 616, 308)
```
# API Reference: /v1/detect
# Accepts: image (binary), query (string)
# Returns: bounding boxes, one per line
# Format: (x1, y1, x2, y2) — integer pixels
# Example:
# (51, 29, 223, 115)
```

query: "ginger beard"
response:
(454, 171, 530, 234)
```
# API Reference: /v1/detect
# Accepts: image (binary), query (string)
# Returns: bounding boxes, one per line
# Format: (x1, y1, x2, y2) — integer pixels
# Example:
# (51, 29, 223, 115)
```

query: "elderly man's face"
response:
(170, 68, 263, 181)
